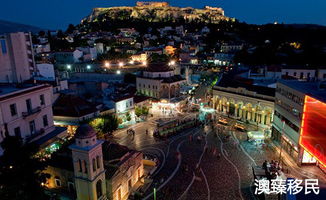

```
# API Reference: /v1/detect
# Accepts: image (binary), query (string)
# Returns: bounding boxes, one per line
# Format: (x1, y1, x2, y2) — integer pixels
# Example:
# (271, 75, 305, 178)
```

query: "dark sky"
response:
(1, 0, 326, 29)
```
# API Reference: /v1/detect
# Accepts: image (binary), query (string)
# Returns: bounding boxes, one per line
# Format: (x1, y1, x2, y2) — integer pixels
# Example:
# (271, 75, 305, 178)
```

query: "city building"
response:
(136, 63, 186, 100)
(212, 74, 275, 128)
(272, 80, 326, 172)
(0, 84, 67, 154)
(54, 50, 83, 64)
(113, 94, 135, 123)
(53, 94, 100, 134)
(44, 125, 144, 200)
(0, 32, 36, 83)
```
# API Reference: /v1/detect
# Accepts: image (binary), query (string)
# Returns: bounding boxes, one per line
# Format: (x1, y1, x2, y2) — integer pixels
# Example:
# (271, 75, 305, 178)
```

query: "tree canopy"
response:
(0, 136, 50, 200)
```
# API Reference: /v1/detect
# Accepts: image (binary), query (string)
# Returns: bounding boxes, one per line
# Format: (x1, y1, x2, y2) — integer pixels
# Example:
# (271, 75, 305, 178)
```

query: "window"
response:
(10, 104, 17, 116)
(54, 177, 61, 187)
(93, 158, 96, 172)
(96, 180, 103, 199)
(26, 99, 32, 112)
(14, 127, 21, 138)
(43, 115, 48, 127)
(96, 156, 101, 169)
(29, 120, 36, 135)
(78, 159, 82, 172)
(1, 40, 7, 54)
(40, 94, 45, 105)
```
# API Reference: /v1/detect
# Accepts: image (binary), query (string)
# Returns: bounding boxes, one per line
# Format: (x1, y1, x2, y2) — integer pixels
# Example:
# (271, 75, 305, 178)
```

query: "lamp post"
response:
(153, 187, 156, 200)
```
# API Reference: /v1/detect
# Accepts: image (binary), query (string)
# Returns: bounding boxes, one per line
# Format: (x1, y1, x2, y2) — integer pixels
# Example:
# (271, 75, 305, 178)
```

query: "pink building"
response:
(0, 84, 67, 154)
(0, 32, 36, 83)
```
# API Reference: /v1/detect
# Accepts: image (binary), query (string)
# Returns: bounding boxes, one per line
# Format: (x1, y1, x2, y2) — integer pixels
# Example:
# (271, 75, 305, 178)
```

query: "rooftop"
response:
(278, 80, 326, 102)
(53, 94, 99, 117)
(217, 73, 275, 97)
(0, 84, 51, 102)
(144, 63, 173, 72)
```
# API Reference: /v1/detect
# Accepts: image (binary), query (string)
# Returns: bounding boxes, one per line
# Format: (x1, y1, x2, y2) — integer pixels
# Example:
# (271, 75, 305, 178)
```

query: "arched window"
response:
(92, 158, 96, 172)
(78, 159, 82, 172)
(96, 179, 103, 199)
(83, 160, 87, 174)
(96, 156, 101, 169)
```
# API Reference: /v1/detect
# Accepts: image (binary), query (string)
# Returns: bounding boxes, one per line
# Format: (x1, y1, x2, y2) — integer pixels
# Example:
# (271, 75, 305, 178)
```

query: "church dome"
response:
(75, 124, 97, 139)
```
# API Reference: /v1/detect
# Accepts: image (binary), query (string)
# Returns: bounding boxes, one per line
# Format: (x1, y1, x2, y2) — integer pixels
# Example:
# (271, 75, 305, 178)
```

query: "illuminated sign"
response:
(299, 96, 326, 167)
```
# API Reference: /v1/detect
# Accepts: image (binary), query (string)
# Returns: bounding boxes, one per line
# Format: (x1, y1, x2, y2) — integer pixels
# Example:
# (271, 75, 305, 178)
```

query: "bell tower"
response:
(69, 124, 106, 200)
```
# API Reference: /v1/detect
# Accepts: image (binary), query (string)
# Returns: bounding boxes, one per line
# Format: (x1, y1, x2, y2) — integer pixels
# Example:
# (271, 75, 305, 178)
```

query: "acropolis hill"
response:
(83, 1, 231, 24)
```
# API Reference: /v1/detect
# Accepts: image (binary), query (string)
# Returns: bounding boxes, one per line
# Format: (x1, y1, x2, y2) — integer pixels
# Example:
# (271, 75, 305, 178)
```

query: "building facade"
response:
(136, 63, 186, 100)
(272, 80, 326, 171)
(0, 32, 36, 83)
(212, 86, 275, 127)
(0, 84, 67, 154)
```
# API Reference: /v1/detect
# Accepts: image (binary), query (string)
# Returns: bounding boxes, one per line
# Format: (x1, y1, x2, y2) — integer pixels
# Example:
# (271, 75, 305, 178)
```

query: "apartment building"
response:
(0, 84, 67, 154)
(0, 32, 36, 83)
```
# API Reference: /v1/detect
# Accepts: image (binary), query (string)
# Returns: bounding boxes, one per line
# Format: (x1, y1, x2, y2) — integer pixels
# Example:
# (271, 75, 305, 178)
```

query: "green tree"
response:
(126, 112, 131, 121)
(135, 106, 142, 118)
(90, 114, 119, 137)
(0, 136, 50, 200)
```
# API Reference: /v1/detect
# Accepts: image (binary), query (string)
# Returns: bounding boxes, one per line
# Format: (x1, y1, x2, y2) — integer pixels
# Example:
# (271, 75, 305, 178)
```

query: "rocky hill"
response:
(82, 2, 231, 25)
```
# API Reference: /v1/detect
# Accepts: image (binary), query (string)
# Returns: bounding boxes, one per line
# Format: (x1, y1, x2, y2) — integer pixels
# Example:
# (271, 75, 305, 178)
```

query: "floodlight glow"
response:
(119, 62, 124, 67)
(105, 62, 110, 67)
(116, 70, 121, 74)
(87, 65, 91, 69)
(299, 95, 326, 167)
(67, 64, 71, 69)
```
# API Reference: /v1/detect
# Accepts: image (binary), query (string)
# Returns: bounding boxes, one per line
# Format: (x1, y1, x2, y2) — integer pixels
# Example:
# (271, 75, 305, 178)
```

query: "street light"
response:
(87, 65, 91, 70)
(66, 64, 71, 70)
(129, 60, 134, 65)
(169, 60, 176, 66)
(142, 61, 147, 66)
(116, 70, 121, 74)
(119, 62, 124, 67)
(105, 62, 110, 68)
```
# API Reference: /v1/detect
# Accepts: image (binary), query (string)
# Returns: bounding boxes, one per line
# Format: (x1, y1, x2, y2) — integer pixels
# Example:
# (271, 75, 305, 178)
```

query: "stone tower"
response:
(69, 124, 106, 200)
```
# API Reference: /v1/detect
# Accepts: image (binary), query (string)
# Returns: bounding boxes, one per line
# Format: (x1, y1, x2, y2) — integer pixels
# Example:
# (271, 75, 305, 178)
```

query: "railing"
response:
(22, 106, 41, 118)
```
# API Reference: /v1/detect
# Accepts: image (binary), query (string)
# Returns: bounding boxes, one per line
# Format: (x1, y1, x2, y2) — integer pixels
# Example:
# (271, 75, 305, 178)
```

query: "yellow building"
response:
(43, 125, 144, 200)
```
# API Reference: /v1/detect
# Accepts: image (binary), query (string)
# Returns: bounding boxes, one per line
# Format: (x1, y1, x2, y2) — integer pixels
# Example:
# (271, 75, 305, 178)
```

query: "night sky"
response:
(1, 0, 326, 29)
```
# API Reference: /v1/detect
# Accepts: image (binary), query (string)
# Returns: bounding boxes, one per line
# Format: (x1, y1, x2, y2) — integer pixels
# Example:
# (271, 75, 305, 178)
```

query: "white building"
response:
(36, 63, 56, 80)
(0, 32, 36, 83)
(136, 63, 186, 100)
(0, 84, 67, 154)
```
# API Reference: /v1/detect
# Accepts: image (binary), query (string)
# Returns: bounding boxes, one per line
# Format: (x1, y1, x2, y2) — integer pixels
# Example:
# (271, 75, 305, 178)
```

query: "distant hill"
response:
(83, 2, 231, 25)
(0, 19, 43, 34)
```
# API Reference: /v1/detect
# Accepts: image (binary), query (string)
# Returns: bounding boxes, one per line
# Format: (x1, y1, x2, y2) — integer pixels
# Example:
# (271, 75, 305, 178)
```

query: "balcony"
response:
(22, 106, 41, 118)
